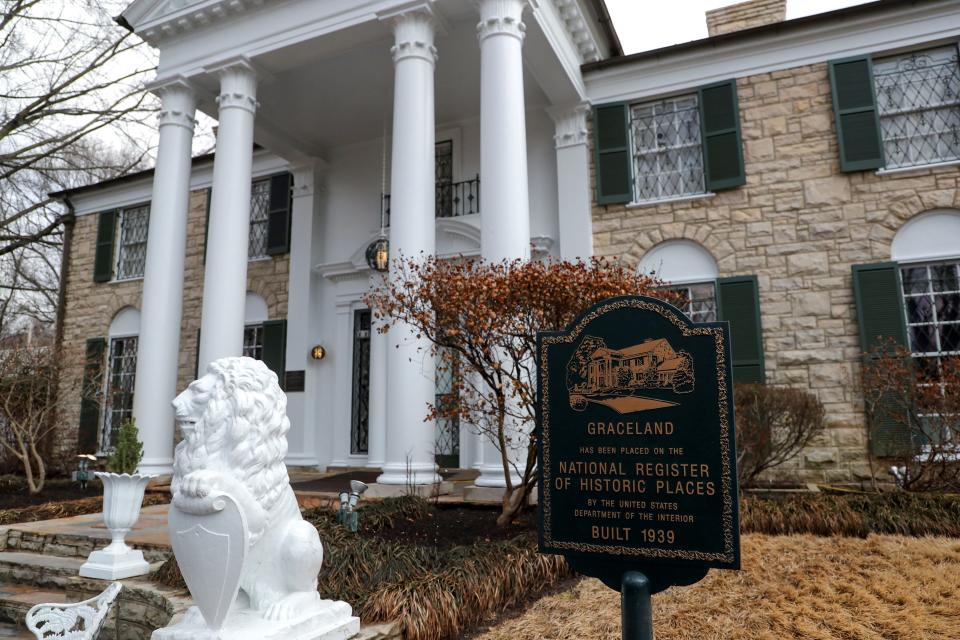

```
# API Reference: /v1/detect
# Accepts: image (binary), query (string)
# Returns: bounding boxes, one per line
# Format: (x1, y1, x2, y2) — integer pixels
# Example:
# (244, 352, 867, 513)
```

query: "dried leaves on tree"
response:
(366, 256, 675, 525)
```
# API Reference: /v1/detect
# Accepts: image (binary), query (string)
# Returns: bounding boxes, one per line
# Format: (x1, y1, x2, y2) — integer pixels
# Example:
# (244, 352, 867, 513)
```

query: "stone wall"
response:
(55, 189, 290, 462)
(590, 61, 960, 484)
(706, 0, 786, 37)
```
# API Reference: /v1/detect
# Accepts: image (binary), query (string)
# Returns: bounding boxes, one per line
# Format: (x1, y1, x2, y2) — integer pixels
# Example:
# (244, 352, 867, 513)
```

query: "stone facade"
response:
(590, 61, 960, 484)
(55, 188, 289, 461)
(706, 0, 786, 37)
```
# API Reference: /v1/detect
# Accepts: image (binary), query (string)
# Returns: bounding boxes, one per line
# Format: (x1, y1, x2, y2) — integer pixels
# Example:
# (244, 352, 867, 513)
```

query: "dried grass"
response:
(474, 534, 960, 640)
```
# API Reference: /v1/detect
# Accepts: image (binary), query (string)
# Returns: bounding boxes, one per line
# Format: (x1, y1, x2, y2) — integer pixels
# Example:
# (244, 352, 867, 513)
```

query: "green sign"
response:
(537, 295, 740, 591)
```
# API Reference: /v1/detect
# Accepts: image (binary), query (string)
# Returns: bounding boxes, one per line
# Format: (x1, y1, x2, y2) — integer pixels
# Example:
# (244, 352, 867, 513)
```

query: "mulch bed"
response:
(0, 476, 170, 526)
(291, 469, 462, 493)
(377, 503, 536, 549)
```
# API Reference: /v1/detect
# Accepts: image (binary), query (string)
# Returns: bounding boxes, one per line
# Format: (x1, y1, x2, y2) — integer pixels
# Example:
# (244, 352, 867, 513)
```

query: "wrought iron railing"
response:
(381, 175, 480, 226)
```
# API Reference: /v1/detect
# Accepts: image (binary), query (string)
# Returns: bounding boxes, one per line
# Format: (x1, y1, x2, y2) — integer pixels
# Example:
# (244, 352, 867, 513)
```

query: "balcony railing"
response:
(382, 174, 480, 226)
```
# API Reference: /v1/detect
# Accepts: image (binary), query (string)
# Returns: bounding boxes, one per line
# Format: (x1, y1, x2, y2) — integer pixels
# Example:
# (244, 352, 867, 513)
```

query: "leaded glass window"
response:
(351, 310, 371, 455)
(874, 46, 960, 170)
(668, 282, 718, 323)
(103, 336, 137, 450)
(630, 94, 706, 203)
(115, 205, 149, 280)
(243, 324, 264, 361)
(248, 179, 271, 260)
(900, 260, 960, 377)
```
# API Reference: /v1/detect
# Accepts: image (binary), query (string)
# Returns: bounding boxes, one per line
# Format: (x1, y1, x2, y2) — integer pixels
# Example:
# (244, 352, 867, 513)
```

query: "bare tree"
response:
(0, 341, 81, 493)
(0, 0, 157, 335)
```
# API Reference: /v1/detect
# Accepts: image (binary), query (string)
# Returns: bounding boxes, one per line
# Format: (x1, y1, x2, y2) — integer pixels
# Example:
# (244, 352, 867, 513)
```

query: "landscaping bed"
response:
(741, 490, 960, 537)
(155, 496, 570, 640)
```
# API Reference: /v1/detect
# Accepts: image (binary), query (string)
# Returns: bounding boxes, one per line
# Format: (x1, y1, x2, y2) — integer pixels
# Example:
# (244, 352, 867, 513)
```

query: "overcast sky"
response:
(605, 0, 873, 54)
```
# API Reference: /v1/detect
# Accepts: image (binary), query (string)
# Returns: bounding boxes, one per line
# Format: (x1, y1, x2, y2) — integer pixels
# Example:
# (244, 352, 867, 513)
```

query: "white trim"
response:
(585, 1, 960, 106)
(876, 158, 960, 176)
(626, 192, 715, 210)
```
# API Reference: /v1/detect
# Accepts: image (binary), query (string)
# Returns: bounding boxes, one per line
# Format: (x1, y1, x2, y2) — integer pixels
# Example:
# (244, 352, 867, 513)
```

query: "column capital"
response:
(148, 76, 199, 132)
(547, 103, 590, 149)
(207, 57, 260, 115)
(386, 8, 438, 65)
(476, 0, 527, 43)
(290, 164, 319, 199)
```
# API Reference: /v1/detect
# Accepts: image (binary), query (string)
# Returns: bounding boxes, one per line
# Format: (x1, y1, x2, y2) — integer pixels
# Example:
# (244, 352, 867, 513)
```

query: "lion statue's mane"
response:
(172, 357, 290, 516)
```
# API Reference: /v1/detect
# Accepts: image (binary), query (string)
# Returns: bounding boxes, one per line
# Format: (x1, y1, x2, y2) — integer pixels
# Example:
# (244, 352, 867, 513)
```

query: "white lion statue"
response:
(154, 357, 358, 640)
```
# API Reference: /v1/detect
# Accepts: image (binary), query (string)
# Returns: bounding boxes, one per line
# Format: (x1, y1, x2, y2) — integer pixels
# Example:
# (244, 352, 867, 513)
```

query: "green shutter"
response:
(594, 103, 633, 205)
(262, 319, 287, 390)
(717, 275, 765, 384)
(202, 188, 211, 264)
(852, 262, 911, 457)
(698, 80, 746, 191)
(78, 338, 106, 453)
(266, 173, 293, 255)
(828, 56, 884, 172)
(93, 210, 117, 282)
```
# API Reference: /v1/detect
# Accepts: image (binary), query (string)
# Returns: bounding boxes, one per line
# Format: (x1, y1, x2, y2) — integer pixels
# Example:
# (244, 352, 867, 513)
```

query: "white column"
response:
(366, 310, 388, 469)
(474, 0, 530, 487)
(549, 104, 593, 260)
(284, 165, 319, 466)
(198, 60, 258, 372)
(133, 79, 196, 476)
(479, 0, 530, 262)
(377, 10, 442, 486)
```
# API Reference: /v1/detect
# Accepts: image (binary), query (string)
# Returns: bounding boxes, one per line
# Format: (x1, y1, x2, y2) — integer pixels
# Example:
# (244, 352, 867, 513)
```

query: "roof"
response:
(48, 152, 214, 200)
(589, 0, 624, 58)
(581, 0, 930, 73)
(591, 339, 672, 360)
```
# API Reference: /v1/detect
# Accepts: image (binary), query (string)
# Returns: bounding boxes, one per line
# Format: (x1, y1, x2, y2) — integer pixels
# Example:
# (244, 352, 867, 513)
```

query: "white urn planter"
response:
(79, 471, 157, 580)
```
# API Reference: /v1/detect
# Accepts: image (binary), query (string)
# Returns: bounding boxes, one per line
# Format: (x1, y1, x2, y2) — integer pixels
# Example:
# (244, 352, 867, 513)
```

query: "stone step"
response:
(0, 579, 67, 638)
(0, 551, 85, 586)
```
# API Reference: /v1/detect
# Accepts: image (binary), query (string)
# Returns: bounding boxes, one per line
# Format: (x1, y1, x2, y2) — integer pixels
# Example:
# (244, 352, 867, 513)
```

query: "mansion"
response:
(52, 0, 960, 486)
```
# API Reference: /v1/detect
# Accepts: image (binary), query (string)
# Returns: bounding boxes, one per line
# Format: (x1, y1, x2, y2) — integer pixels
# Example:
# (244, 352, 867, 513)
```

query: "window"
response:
(874, 46, 960, 170)
(900, 260, 960, 376)
(115, 204, 149, 280)
(248, 178, 271, 259)
(243, 324, 264, 360)
(630, 94, 706, 203)
(103, 336, 137, 450)
(667, 282, 718, 323)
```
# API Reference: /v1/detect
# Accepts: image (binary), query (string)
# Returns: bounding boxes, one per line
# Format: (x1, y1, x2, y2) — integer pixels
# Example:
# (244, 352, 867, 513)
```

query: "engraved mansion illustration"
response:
(567, 336, 694, 414)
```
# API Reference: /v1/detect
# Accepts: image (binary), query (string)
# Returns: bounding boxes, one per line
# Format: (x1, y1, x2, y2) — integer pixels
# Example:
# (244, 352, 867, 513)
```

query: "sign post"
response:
(537, 295, 740, 639)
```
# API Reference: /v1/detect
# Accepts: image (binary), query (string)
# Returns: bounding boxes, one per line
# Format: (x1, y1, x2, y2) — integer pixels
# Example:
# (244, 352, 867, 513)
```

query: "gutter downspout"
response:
(53, 199, 75, 356)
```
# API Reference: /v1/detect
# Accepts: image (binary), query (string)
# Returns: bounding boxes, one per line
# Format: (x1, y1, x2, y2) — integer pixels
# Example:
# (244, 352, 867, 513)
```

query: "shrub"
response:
(861, 341, 960, 491)
(734, 384, 826, 488)
(105, 420, 143, 474)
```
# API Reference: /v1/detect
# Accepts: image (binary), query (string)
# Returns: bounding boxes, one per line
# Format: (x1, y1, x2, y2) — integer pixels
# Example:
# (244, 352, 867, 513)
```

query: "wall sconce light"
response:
(311, 345, 326, 360)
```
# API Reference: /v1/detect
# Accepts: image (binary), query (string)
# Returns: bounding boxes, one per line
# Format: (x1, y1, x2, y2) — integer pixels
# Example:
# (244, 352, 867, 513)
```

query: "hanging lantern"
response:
(366, 235, 389, 272)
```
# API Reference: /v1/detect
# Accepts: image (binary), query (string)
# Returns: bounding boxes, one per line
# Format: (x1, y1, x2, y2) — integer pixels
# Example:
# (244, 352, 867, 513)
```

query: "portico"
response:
(121, 0, 616, 483)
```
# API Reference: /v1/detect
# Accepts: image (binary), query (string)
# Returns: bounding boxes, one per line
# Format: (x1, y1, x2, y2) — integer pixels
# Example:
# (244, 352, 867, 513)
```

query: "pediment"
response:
(122, 0, 270, 42)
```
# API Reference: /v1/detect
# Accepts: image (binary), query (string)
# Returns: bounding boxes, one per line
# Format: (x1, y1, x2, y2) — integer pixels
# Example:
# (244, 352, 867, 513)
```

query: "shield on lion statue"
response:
(168, 492, 248, 630)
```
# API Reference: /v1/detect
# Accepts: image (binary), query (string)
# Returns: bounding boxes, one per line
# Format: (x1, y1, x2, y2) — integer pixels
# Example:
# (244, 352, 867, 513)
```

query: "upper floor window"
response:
(248, 178, 271, 260)
(630, 94, 706, 203)
(114, 204, 149, 281)
(874, 46, 960, 170)
(594, 80, 745, 207)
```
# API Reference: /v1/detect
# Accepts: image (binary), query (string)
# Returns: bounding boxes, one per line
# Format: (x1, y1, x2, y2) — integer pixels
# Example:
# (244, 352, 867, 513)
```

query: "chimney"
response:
(706, 0, 786, 37)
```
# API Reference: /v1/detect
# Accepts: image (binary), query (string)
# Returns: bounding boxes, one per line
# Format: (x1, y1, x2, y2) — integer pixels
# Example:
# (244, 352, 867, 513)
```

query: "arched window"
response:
(892, 210, 960, 370)
(103, 307, 140, 449)
(640, 240, 720, 322)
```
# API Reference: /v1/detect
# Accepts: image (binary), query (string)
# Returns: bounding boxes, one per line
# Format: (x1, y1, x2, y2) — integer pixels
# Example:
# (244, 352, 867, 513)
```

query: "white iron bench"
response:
(24, 582, 122, 640)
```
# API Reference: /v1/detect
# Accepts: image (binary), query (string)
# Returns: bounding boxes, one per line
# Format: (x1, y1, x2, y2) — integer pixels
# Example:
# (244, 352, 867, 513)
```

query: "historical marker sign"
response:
(537, 295, 739, 593)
